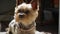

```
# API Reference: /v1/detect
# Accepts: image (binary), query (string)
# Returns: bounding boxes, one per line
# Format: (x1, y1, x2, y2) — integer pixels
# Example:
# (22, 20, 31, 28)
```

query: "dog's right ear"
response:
(30, 0, 39, 10)
(16, 0, 24, 6)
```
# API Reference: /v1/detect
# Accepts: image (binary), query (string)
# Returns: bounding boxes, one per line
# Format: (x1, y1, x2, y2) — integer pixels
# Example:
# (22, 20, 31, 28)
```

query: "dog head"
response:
(14, 0, 39, 25)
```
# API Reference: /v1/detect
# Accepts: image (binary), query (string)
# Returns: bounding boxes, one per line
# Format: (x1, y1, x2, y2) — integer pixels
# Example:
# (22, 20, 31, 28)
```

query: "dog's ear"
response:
(16, 0, 24, 6)
(30, 0, 39, 10)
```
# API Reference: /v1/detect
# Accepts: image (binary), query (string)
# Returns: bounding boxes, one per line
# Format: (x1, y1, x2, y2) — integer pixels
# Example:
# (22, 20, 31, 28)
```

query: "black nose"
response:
(19, 15, 24, 18)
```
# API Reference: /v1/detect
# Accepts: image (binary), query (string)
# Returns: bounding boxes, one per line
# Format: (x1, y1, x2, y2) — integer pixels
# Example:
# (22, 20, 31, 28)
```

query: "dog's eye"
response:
(18, 10, 22, 13)
(17, 10, 21, 13)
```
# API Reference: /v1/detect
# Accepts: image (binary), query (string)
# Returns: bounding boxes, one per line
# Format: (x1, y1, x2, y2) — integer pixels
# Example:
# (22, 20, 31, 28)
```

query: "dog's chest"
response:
(9, 20, 35, 34)
(13, 24, 35, 34)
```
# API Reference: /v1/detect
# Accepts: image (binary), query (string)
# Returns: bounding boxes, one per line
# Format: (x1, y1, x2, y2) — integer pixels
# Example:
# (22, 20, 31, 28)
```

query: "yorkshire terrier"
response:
(6, 0, 40, 34)
(6, 0, 52, 34)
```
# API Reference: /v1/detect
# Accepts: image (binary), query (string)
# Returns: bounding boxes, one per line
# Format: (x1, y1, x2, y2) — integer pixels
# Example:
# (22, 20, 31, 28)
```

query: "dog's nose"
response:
(19, 15, 24, 18)
(19, 13, 25, 18)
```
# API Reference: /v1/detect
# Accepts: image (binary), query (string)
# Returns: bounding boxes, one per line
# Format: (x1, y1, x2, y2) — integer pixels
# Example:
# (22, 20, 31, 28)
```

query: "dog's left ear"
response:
(30, 0, 39, 10)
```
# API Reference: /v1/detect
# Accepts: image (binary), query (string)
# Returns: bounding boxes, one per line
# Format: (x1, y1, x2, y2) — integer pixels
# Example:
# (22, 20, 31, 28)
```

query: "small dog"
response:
(6, 0, 40, 34)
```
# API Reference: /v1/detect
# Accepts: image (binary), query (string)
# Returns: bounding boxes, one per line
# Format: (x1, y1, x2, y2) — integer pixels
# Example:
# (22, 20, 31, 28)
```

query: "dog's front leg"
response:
(6, 25, 12, 34)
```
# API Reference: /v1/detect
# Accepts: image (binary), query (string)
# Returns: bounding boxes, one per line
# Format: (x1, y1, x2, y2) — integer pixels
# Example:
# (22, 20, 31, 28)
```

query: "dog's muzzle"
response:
(19, 13, 25, 18)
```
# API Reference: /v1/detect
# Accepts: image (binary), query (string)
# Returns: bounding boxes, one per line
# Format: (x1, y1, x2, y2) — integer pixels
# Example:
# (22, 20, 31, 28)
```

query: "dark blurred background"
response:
(0, 0, 59, 34)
